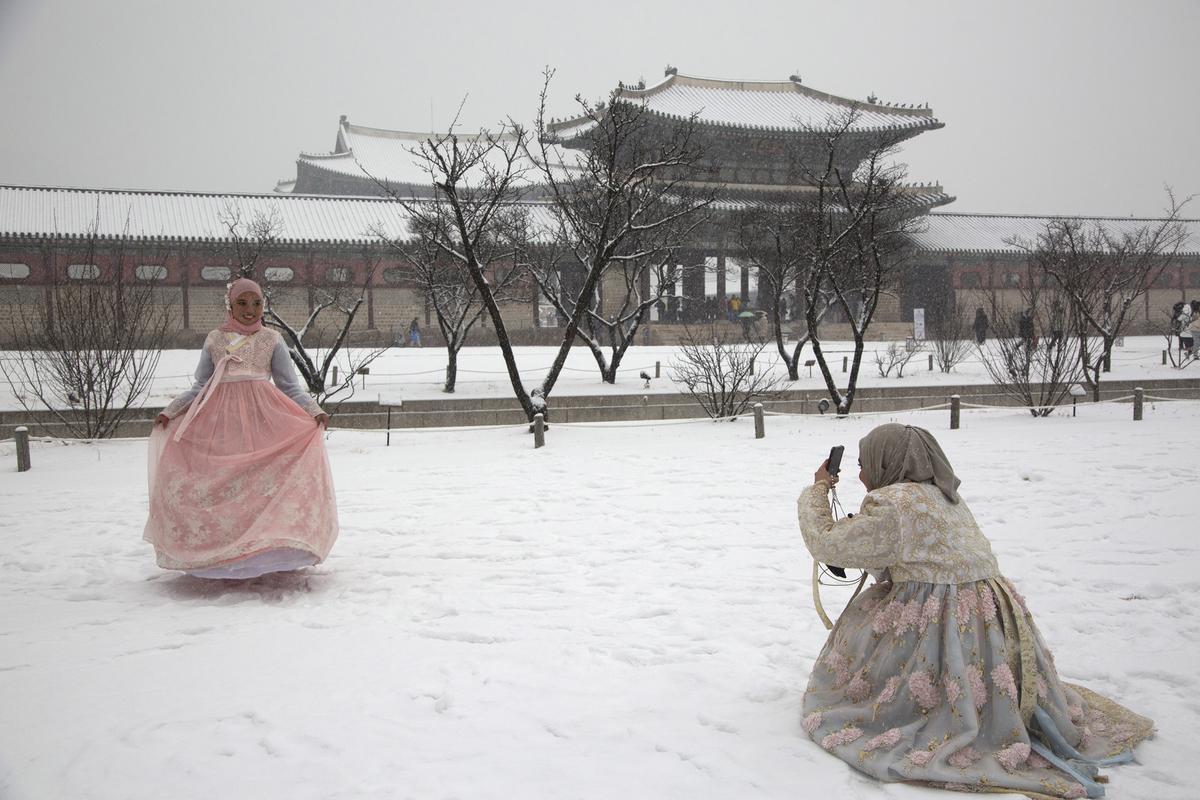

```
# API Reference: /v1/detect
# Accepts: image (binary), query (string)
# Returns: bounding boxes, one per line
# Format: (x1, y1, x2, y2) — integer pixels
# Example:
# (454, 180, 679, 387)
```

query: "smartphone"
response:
(827, 445, 845, 476)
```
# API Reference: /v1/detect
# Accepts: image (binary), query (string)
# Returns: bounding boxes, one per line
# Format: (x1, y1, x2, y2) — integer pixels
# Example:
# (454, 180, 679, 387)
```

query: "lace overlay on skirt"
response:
(802, 579, 1152, 799)
(144, 378, 338, 573)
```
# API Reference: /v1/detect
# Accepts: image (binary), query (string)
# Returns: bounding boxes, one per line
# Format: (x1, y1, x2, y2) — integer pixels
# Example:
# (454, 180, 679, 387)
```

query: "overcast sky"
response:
(0, 0, 1195, 217)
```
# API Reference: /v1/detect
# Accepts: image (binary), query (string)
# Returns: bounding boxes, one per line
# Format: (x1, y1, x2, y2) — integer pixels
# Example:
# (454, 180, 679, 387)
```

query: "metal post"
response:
(928, 353, 934, 371)
(14, 426, 30, 472)
(655, 360, 661, 379)
(332, 365, 339, 385)
(842, 356, 848, 373)
(386, 407, 392, 447)
(1133, 387, 1143, 421)
(533, 414, 545, 448)
(1162, 349, 1168, 365)
(749, 356, 755, 376)
(753, 403, 765, 439)
(950, 395, 961, 430)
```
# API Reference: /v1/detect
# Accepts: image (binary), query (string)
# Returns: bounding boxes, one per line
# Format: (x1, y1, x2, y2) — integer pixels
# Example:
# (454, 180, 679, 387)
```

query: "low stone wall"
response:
(7, 378, 1195, 440)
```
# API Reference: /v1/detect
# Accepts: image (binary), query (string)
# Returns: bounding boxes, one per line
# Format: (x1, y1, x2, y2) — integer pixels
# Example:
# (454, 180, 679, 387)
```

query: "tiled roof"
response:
(912, 212, 1200, 256)
(710, 184, 954, 212)
(0, 185, 411, 245)
(548, 72, 942, 139)
(0, 185, 560, 246)
(296, 120, 575, 192)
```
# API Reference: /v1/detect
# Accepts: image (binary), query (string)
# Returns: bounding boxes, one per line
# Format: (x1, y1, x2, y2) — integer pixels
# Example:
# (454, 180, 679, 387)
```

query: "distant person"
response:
(972, 307, 988, 345)
(1048, 299, 1065, 351)
(797, 424, 1152, 798)
(146, 278, 337, 579)
(1184, 301, 1200, 358)
(1018, 308, 1036, 351)
(408, 317, 422, 347)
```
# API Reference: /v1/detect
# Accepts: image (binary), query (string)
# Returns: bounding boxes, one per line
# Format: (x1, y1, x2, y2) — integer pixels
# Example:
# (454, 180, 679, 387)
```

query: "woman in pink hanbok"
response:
(144, 278, 339, 579)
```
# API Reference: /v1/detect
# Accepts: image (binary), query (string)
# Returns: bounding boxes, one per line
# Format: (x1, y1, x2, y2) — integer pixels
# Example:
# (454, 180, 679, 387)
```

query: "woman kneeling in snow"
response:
(797, 424, 1150, 799)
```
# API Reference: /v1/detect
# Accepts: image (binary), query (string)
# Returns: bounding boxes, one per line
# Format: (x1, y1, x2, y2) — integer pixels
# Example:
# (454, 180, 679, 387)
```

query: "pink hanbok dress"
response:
(144, 327, 339, 578)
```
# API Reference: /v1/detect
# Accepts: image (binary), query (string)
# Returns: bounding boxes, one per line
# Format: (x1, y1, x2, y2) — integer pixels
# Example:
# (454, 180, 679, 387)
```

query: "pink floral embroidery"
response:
(801, 712, 823, 734)
(895, 599, 922, 635)
(1003, 578, 1029, 613)
(846, 670, 872, 703)
(825, 651, 850, 687)
(1065, 783, 1087, 799)
(1028, 751, 1053, 769)
(862, 727, 902, 753)
(956, 588, 978, 626)
(907, 748, 935, 767)
(919, 595, 942, 633)
(977, 584, 997, 621)
(821, 726, 863, 750)
(1067, 704, 1084, 723)
(943, 675, 962, 706)
(1036, 674, 1048, 701)
(996, 742, 1031, 771)
(873, 601, 903, 634)
(908, 670, 940, 711)
(966, 664, 987, 710)
(1111, 723, 1136, 743)
(948, 747, 981, 768)
(992, 663, 1019, 704)
(875, 676, 902, 706)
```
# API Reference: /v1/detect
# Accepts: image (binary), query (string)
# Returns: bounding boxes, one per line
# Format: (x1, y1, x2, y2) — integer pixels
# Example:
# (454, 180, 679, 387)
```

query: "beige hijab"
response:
(858, 423, 961, 503)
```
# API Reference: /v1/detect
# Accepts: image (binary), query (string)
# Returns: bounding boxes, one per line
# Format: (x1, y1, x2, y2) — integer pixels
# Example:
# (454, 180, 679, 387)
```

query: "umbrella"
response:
(737, 311, 757, 319)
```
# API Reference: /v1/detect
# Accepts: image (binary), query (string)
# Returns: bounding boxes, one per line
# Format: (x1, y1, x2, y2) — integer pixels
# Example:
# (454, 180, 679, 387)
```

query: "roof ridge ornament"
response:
(664, 65, 677, 77)
(788, 73, 802, 84)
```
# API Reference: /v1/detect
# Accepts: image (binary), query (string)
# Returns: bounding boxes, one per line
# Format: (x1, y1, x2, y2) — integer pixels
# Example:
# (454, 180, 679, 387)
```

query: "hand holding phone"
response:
(827, 445, 845, 476)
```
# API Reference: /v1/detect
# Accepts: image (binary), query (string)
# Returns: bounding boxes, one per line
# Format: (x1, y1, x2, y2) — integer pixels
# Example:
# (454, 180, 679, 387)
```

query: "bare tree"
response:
(735, 202, 837, 380)
(801, 116, 921, 414)
(1, 222, 174, 438)
(380, 118, 543, 417)
(669, 322, 785, 418)
(524, 73, 714, 385)
(373, 206, 524, 394)
(926, 298, 972, 373)
(1018, 193, 1189, 401)
(219, 203, 386, 407)
(975, 286, 1084, 417)
(874, 339, 922, 378)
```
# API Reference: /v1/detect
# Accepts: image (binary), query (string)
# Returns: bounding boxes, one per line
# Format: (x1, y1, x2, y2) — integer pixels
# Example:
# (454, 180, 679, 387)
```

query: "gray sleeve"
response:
(162, 348, 215, 418)
(271, 340, 323, 417)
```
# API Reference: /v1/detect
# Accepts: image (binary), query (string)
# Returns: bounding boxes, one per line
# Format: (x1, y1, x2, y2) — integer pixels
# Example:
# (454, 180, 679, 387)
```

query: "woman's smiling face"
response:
(233, 291, 263, 325)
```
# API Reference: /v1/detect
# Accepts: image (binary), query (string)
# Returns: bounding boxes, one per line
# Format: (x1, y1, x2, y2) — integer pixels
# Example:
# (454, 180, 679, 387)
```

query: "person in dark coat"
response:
(972, 307, 988, 345)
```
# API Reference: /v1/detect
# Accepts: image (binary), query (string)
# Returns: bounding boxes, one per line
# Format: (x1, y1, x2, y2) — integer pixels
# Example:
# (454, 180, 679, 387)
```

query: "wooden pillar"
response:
(364, 250, 375, 330)
(180, 248, 191, 331)
(740, 261, 750, 303)
(716, 251, 726, 301)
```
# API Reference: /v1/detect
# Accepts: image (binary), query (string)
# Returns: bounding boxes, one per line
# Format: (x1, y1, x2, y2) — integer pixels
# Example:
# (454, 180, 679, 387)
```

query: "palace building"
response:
(1, 70, 1197, 347)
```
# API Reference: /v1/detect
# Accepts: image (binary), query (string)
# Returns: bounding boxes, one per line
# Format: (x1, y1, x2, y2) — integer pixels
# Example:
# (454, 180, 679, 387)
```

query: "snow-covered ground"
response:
(1, 401, 1197, 799)
(1, 336, 1191, 412)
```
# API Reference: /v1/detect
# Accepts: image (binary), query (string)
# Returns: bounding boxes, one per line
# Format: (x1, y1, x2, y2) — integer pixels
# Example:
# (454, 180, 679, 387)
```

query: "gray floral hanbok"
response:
(797, 481, 1152, 799)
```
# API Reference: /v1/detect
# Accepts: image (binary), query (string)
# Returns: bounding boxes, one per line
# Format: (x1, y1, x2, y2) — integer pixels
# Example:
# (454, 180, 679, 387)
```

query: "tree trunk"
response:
(443, 346, 458, 393)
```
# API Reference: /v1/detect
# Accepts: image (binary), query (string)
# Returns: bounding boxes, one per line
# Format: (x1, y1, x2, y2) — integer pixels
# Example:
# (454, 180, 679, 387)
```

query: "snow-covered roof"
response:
(0, 185, 563, 246)
(548, 71, 942, 139)
(296, 118, 574, 192)
(0, 184, 411, 245)
(710, 183, 954, 212)
(912, 212, 1200, 256)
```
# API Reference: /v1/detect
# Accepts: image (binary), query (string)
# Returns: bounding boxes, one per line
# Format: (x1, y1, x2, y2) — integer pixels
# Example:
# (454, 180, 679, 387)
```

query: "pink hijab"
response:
(220, 278, 265, 334)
